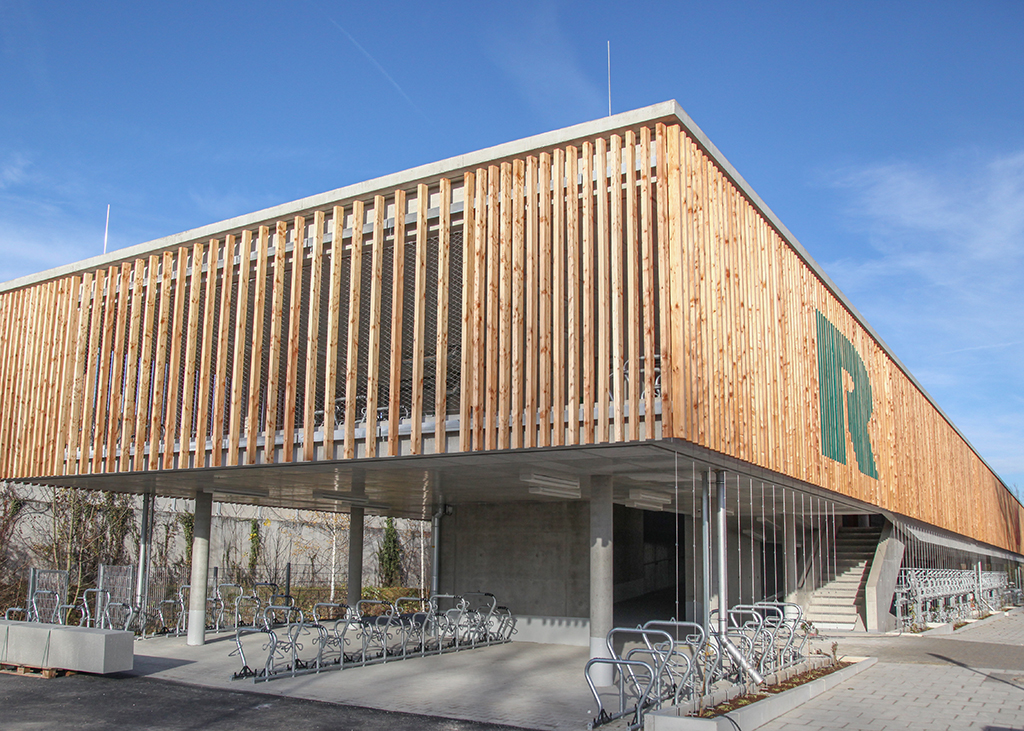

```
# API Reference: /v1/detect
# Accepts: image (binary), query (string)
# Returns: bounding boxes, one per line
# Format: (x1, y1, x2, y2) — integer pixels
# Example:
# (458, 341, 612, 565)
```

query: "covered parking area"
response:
(34, 438, 880, 661)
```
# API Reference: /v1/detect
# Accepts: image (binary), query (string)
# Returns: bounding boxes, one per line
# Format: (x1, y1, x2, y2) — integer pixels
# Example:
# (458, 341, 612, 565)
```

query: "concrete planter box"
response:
(645, 657, 877, 731)
(0, 620, 134, 674)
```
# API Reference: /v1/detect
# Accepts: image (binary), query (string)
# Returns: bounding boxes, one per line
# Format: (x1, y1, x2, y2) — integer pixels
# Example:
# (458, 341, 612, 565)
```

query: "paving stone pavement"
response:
(761, 612, 1024, 731)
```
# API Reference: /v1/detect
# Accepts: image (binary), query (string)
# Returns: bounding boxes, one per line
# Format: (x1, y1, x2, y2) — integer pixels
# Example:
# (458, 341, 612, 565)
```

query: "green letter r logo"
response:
(816, 310, 878, 479)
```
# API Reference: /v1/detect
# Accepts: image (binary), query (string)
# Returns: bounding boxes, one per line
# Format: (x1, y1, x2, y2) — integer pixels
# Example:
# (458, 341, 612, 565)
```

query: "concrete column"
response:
(347, 470, 366, 608)
(701, 472, 712, 633)
(186, 490, 213, 646)
(784, 511, 799, 602)
(589, 475, 614, 686)
(347, 507, 365, 607)
(715, 471, 728, 642)
(135, 491, 155, 612)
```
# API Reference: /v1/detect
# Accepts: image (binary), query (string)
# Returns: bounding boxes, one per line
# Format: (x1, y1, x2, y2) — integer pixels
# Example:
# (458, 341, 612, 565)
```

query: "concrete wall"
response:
(865, 521, 905, 632)
(438, 501, 589, 618)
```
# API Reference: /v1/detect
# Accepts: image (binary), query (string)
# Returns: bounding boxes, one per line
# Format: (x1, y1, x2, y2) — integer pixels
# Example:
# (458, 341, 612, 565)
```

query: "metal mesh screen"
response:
(377, 232, 394, 416)
(356, 228, 372, 426)
(400, 233, 416, 417)
(446, 229, 463, 415)
(422, 234, 439, 417)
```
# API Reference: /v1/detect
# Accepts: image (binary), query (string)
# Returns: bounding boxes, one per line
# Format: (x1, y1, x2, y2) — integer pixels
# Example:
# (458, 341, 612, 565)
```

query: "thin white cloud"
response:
(486, 4, 606, 124)
(825, 149, 1024, 487)
(323, 16, 428, 122)
(0, 154, 30, 189)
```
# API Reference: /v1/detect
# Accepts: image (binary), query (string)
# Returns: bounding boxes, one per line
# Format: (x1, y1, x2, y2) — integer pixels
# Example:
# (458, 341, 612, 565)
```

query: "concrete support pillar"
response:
(347, 470, 366, 608)
(784, 511, 799, 602)
(589, 475, 614, 686)
(186, 490, 213, 646)
(135, 491, 155, 613)
(701, 472, 712, 633)
(715, 471, 728, 642)
(347, 507, 365, 607)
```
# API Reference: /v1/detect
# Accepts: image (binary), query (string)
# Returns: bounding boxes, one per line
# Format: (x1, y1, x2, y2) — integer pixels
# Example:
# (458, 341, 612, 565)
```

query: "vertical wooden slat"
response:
(194, 240, 219, 468)
(625, 130, 641, 442)
(104, 264, 131, 471)
(238, 229, 262, 464)
(434, 179, 451, 451)
(149, 253, 174, 470)
(609, 135, 625, 443)
(565, 146, 580, 446)
(485, 166, 500, 451)
(364, 197, 386, 458)
(324, 207, 345, 459)
(17, 286, 37, 473)
(177, 243, 204, 469)
(596, 136, 610, 444)
(0, 292, 16, 472)
(498, 163, 512, 451)
(655, 124, 674, 440)
(410, 185, 429, 454)
(640, 128, 657, 440)
(471, 172, 487, 451)
(79, 269, 106, 472)
(93, 266, 119, 472)
(511, 160, 526, 450)
(580, 142, 595, 445)
(11, 289, 32, 473)
(668, 126, 687, 447)
(210, 236, 235, 467)
(32, 282, 58, 473)
(162, 249, 188, 469)
(538, 151, 552, 447)
(118, 259, 146, 471)
(134, 256, 158, 470)
(33, 281, 57, 473)
(283, 216, 306, 462)
(524, 156, 539, 448)
(264, 223, 289, 463)
(459, 174, 475, 453)
(303, 211, 325, 461)
(551, 148, 566, 447)
(55, 276, 82, 474)
(387, 192, 406, 457)
(344, 202, 365, 459)
(0, 290, 20, 473)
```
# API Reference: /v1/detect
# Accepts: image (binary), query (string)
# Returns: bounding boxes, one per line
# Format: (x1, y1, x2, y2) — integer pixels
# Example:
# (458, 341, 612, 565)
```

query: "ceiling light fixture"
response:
(311, 490, 386, 509)
(521, 471, 581, 499)
(211, 486, 269, 498)
(624, 498, 666, 512)
(629, 489, 672, 505)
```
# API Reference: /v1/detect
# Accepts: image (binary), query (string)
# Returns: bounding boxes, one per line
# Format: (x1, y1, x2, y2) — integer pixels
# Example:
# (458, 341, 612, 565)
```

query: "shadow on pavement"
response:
(929, 653, 1024, 692)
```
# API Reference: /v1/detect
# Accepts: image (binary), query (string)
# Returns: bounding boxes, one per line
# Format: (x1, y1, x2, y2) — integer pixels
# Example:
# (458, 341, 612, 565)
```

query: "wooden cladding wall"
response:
(0, 121, 1019, 552)
(0, 129, 664, 480)
(654, 122, 1022, 554)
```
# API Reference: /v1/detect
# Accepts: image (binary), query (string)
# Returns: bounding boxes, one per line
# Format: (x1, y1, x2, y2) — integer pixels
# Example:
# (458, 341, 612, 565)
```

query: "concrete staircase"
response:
(804, 524, 882, 631)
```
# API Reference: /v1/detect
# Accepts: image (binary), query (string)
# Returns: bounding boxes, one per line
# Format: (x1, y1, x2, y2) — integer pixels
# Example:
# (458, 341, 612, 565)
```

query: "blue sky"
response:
(1, 1, 1021, 491)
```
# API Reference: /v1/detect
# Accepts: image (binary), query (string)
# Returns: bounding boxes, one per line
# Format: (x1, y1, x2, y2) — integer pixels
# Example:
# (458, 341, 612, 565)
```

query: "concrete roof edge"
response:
(0, 101, 680, 294)
(0, 99, 1013, 505)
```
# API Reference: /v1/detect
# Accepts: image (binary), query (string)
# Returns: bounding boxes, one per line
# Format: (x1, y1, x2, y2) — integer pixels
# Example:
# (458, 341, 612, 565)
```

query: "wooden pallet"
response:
(0, 663, 73, 679)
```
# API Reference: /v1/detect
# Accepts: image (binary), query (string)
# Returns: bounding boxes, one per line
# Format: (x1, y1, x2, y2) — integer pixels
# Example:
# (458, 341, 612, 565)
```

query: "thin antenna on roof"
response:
(103, 204, 110, 255)
(607, 41, 612, 117)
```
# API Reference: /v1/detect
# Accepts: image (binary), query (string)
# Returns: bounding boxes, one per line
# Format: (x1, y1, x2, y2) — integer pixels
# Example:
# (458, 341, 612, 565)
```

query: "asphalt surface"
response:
(0, 671, 527, 731)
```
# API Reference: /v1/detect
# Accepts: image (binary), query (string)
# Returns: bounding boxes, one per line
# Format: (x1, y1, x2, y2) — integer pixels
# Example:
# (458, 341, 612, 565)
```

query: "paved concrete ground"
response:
(0, 670, 524, 730)
(6, 613, 1024, 730)
(129, 635, 596, 731)
(761, 611, 1024, 731)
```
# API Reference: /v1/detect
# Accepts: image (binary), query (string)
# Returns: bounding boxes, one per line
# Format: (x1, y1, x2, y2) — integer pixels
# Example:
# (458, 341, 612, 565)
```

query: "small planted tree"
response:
(376, 517, 403, 587)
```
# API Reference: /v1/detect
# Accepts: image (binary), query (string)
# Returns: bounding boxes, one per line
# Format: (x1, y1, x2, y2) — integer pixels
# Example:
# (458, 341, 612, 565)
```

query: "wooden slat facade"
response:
(0, 118, 1020, 553)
